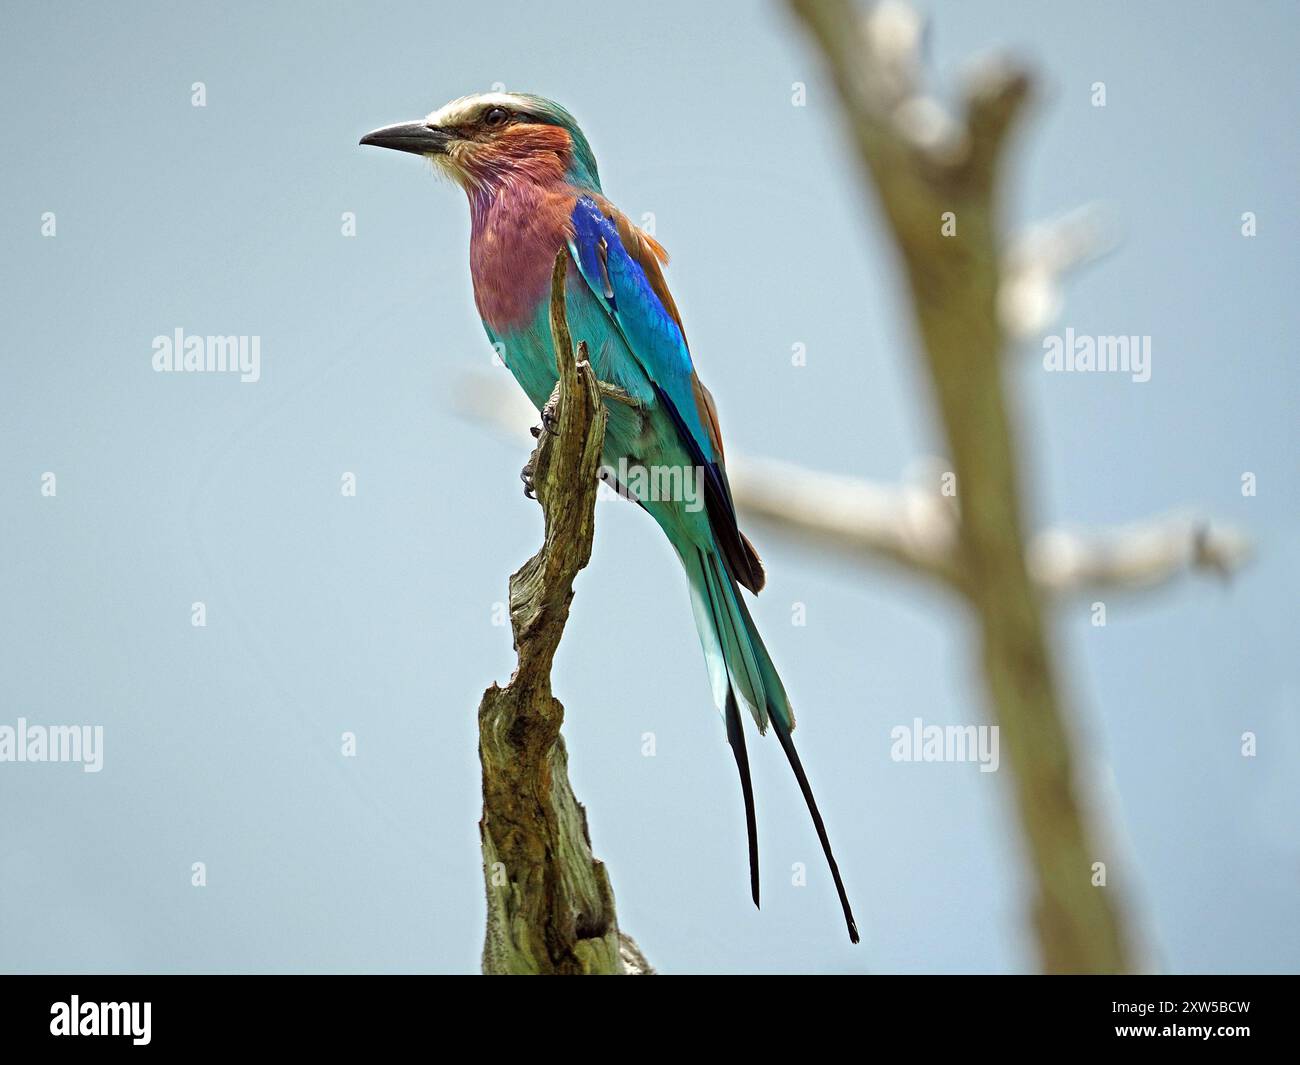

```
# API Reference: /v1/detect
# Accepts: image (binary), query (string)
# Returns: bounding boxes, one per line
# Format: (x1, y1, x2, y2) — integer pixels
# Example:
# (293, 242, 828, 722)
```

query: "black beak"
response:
(359, 120, 453, 156)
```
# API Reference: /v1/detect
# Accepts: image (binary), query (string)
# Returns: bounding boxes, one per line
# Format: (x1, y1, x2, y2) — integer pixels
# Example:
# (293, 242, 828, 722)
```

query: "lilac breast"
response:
(469, 184, 576, 334)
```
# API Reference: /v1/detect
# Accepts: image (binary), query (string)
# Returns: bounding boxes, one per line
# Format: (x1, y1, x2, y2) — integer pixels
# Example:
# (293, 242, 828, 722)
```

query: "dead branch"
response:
(477, 254, 650, 975)
(789, 0, 1135, 973)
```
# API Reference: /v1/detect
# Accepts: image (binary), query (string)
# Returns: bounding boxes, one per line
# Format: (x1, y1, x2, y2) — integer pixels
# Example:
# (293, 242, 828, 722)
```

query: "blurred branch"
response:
(731, 458, 1250, 597)
(729, 457, 963, 588)
(477, 255, 650, 975)
(1000, 204, 1117, 339)
(1027, 515, 1251, 595)
(456, 378, 1251, 599)
(788, 0, 1135, 973)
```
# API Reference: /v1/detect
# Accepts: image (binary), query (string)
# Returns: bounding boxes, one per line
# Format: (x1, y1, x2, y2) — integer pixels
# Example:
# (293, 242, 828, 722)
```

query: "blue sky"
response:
(0, 0, 1296, 973)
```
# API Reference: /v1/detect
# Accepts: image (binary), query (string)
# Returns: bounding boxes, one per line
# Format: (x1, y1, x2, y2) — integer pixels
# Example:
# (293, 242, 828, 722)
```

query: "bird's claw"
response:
(521, 457, 537, 499)
(540, 397, 560, 435)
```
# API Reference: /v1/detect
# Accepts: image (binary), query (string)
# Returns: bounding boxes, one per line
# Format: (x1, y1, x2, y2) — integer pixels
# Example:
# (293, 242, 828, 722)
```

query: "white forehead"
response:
(427, 92, 526, 127)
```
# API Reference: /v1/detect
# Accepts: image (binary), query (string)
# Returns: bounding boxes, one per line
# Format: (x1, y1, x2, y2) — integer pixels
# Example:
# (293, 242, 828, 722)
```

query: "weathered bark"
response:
(478, 254, 650, 975)
(788, 0, 1135, 973)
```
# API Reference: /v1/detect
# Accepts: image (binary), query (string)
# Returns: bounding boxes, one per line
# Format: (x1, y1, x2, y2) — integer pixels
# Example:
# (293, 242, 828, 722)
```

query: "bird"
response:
(361, 92, 858, 944)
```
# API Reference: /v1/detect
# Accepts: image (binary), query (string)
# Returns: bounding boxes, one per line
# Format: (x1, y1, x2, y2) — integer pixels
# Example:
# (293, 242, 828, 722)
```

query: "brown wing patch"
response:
(692, 375, 726, 463)
(738, 532, 766, 593)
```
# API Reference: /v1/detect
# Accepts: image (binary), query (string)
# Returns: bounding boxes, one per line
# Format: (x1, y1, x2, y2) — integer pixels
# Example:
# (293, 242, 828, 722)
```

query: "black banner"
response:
(0, 975, 1291, 1051)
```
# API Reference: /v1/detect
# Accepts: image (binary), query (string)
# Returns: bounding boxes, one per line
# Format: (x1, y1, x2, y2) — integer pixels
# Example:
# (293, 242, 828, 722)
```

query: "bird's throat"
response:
(468, 178, 578, 334)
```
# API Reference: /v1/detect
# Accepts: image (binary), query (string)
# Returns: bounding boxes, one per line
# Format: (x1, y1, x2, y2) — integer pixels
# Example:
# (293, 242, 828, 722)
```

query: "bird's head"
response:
(360, 92, 601, 193)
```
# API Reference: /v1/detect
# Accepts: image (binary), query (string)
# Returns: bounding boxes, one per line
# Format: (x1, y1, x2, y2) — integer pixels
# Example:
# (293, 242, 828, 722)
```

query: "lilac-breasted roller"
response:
(361, 92, 858, 943)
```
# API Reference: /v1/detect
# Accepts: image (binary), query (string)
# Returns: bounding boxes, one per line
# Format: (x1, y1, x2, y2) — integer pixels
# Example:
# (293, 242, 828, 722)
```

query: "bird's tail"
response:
(682, 544, 860, 944)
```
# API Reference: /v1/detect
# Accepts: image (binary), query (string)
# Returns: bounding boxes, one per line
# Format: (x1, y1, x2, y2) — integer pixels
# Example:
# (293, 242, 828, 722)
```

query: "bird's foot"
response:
(523, 384, 564, 501)
(540, 394, 561, 435)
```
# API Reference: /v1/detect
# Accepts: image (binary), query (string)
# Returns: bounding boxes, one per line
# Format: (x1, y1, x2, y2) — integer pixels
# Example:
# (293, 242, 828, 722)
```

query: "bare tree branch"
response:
(789, 0, 1135, 973)
(455, 376, 1250, 600)
(1000, 204, 1117, 339)
(730, 457, 1250, 598)
(1028, 515, 1251, 596)
(727, 456, 964, 589)
(477, 255, 649, 975)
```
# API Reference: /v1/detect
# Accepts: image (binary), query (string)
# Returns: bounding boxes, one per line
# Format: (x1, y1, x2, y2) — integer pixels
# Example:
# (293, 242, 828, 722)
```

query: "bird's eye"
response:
(484, 107, 509, 128)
